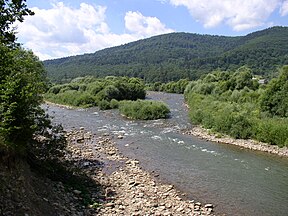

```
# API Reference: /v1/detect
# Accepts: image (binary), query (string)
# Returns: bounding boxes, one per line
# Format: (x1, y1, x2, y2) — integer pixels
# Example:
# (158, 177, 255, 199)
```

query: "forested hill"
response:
(44, 26, 288, 83)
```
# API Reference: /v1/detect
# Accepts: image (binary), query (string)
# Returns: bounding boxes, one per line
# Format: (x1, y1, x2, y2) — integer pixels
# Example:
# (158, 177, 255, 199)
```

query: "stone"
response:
(105, 202, 114, 208)
(165, 203, 172, 208)
(108, 151, 116, 156)
(176, 206, 184, 212)
(73, 190, 82, 195)
(205, 203, 213, 208)
(117, 135, 124, 139)
(76, 137, 84, 142)
(158, 206, 166, 211)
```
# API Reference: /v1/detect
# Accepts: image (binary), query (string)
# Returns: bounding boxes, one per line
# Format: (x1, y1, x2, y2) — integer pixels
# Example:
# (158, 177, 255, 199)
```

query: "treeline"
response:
(44, 27, 288, 83)
(45, 76, 146, 108)
(147, 79, 189, 94)
(184, 66, 288, 147)
(45, 76, 170, 120)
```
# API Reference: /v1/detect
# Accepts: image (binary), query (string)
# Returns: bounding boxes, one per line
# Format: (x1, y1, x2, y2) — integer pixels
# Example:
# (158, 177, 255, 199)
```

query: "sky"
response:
(16, 0, 288, 60)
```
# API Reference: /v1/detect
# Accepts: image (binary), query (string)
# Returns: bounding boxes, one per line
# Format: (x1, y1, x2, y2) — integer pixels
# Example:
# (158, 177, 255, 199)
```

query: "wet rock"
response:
(117, 135, 124, 139)
(73, 190, 82, 195)
(205, 203, 213, 208)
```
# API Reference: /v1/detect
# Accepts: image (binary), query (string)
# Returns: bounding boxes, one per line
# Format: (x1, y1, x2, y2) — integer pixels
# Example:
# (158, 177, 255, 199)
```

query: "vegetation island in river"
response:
(1, 0, 288, 215)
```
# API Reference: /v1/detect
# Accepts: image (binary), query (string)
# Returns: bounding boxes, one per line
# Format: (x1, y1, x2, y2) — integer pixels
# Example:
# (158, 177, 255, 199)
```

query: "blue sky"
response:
(17, 0, 288, 60)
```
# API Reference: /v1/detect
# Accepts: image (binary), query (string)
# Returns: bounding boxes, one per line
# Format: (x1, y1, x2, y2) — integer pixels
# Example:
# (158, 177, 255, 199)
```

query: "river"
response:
(45, 91, 288, 216)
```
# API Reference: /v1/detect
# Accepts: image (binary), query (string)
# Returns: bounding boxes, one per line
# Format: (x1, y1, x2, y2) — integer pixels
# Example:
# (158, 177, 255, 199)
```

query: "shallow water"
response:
(45, 92, 288, 216)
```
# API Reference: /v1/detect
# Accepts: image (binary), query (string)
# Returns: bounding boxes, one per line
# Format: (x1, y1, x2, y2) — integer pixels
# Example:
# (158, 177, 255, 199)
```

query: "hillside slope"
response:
(44, 26, 288, 83)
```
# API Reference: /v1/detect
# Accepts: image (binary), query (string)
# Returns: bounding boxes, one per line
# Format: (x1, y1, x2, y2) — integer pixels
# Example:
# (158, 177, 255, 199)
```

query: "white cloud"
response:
(157, 0, 168, 4)
(169, 0, 280, 31)
(125, 11, 174, 37)
(17, 2, 173, 60)
(280, 0, 288, 16)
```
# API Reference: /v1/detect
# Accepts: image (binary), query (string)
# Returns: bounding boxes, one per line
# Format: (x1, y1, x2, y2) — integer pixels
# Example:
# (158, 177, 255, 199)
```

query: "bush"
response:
(45, 76, 146, 108)
(260, 66, 288, 117)
(119, 100, 170, 120)
(185, 67, 288, 147)
(110, 99, 119, 109)
(75, 94, 96, 107)
(152, 79, 190, 94)
(252, 118, 288, 147)
(98, 99, 111, 110)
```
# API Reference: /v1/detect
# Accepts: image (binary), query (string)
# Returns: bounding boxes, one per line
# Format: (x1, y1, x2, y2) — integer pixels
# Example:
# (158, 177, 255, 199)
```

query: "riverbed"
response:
(45, 91, 288, 216)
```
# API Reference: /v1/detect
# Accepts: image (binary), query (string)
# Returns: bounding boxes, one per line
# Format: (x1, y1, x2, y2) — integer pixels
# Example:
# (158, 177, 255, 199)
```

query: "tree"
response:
(0, 0, 34, 46)
(0, 45, 47, 152)
(0, 0, 52, 154)
(260, 66, 288, 117)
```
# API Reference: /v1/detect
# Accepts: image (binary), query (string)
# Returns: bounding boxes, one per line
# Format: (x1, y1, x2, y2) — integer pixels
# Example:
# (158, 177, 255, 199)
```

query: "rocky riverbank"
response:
(183, 126, 288, 157)
(0, 128, 215, 216)
(65, 128, 215, 215)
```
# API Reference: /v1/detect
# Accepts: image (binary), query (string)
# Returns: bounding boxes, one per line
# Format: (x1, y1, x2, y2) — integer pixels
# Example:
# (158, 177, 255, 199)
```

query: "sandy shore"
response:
(65, 128, 215, 215)
(183, 126, 288, 157)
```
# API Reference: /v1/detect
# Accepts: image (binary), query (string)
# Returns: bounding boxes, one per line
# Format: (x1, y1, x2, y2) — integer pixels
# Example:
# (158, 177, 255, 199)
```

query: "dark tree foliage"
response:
(44, 27, 288, 83)
(0, 0, 66, 159)
(0, 0, 34, 46)
(260, 66, 288, 117)
(0, 46, 47, 151)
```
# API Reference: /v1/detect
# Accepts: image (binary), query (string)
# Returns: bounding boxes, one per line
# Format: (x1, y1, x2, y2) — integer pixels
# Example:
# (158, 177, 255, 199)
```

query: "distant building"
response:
(252, 77, 267, 84)
(258, 79, 266, 84)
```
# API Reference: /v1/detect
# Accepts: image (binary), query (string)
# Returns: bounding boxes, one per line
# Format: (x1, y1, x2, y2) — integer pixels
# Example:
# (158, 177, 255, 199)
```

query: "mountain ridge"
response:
(44, 26, 288, 83)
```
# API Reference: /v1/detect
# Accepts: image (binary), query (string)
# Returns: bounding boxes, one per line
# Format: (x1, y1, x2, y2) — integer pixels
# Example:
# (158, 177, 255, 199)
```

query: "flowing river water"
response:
(45, 91, 288, 216)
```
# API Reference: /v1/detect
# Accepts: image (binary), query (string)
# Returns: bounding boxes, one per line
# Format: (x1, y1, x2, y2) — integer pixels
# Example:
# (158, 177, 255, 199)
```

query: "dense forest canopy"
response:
(44, 26, 288, 83)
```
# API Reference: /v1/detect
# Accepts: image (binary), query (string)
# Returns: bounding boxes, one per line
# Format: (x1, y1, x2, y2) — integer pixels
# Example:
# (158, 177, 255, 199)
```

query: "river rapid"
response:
(45, 91, 288, 216)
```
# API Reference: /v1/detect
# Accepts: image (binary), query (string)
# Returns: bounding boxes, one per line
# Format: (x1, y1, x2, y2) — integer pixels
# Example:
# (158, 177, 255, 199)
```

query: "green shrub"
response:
(48, 85, 62, 94)
(45, 76, 146, 108)
(75, 93, 96, 107)
(119, 100, 170, 120)
(98, 99, 111, 110)
(260, 66, 288, 117)
(252, 118, 288, 147)
(185, 67, 288, 147)
(110, 99, 119, 109)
